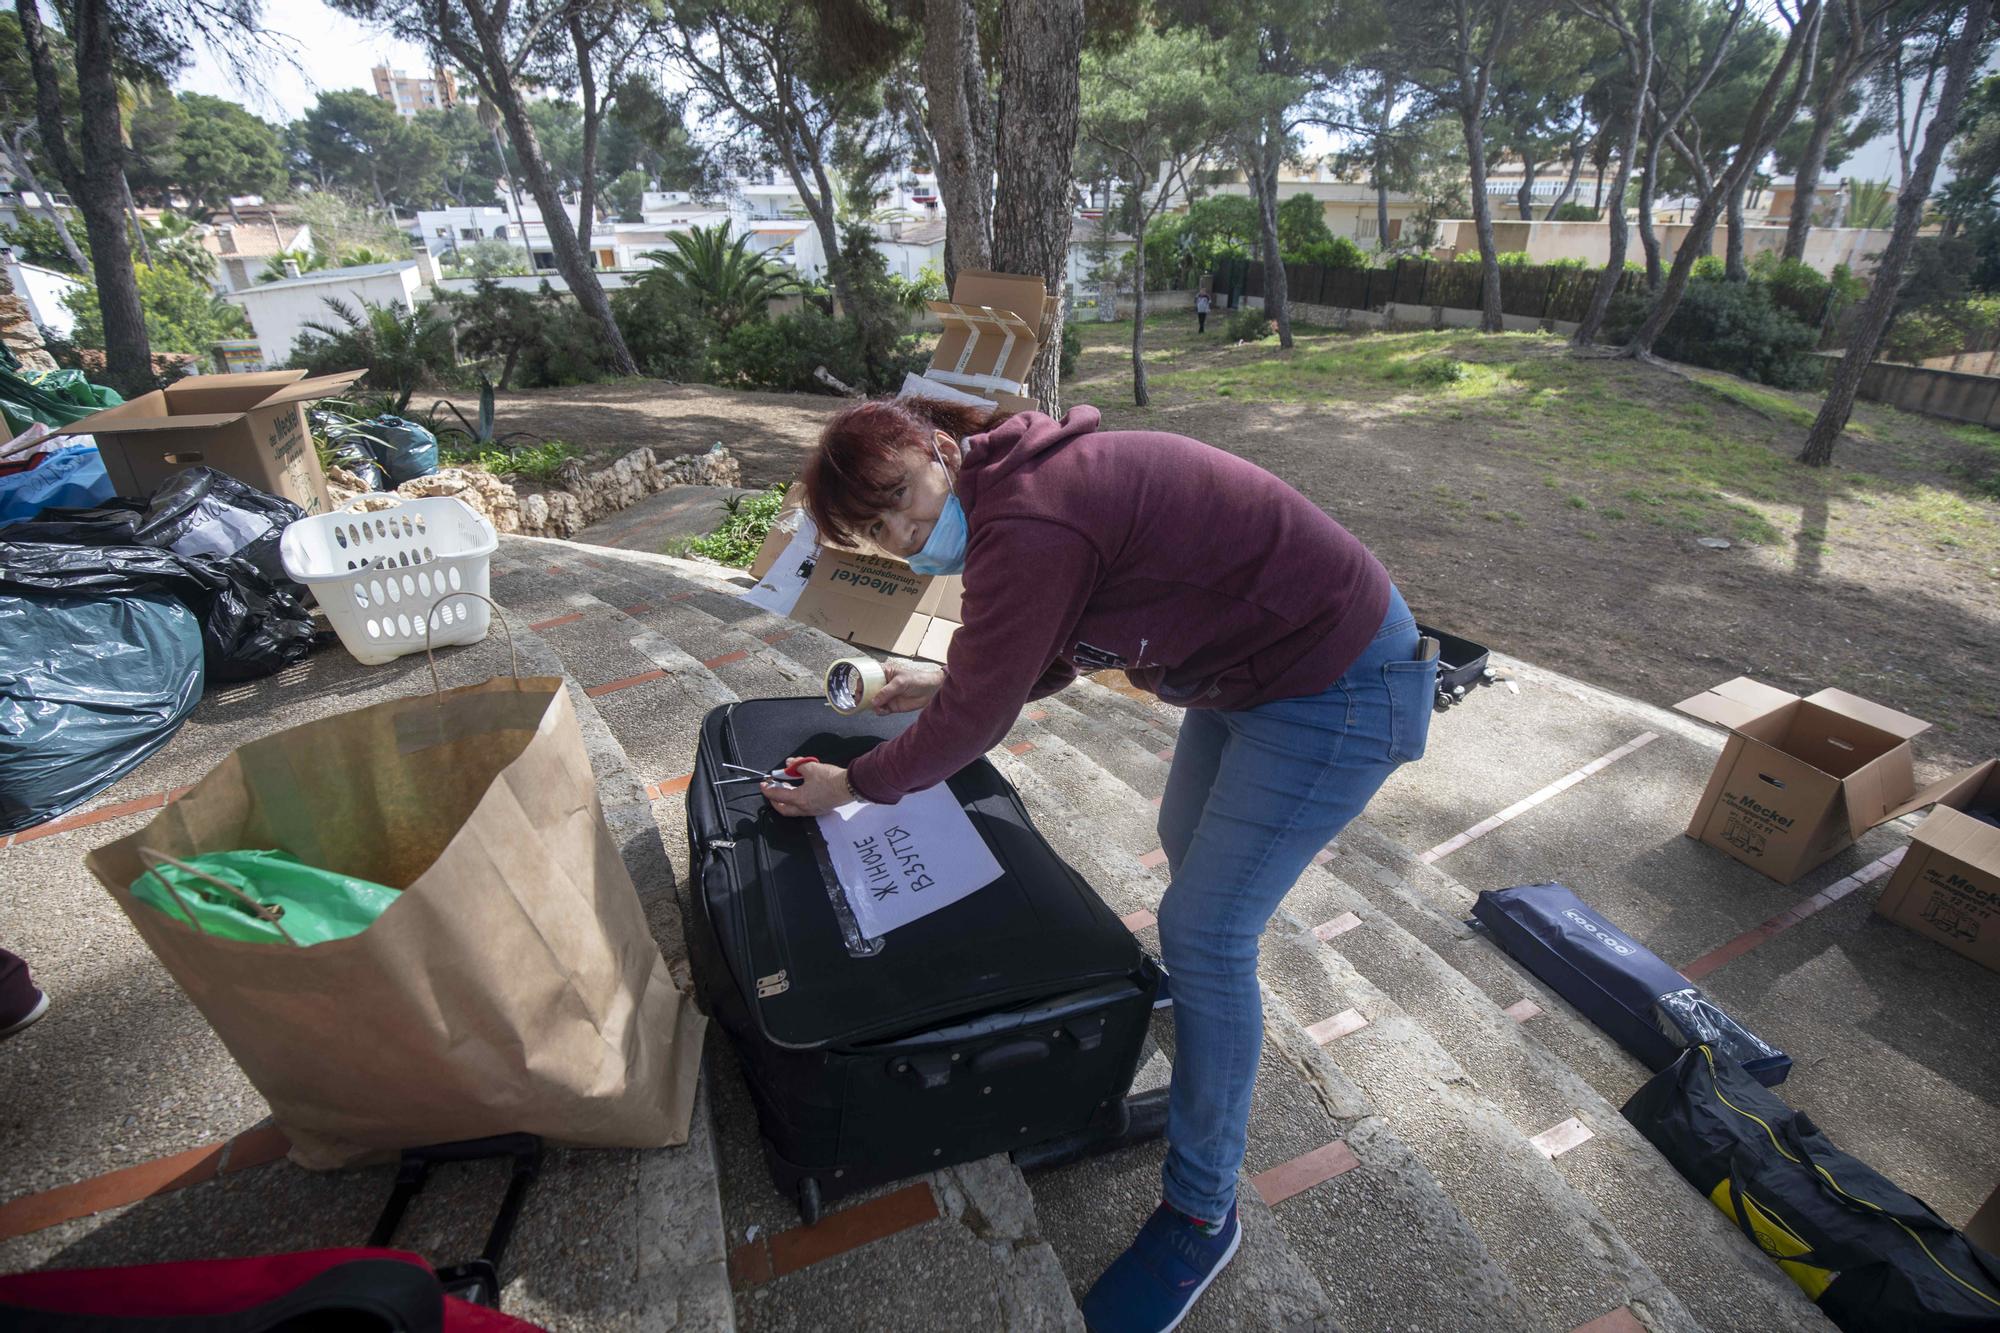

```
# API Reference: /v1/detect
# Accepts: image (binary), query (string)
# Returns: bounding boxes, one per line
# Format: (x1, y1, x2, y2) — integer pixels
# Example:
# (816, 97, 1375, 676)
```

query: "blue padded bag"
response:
(1471, 882, 1792, 1086)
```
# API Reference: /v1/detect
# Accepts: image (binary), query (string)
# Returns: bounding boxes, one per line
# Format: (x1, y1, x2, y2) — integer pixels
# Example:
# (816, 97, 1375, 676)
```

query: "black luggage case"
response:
(686, 697, 1160, 1221)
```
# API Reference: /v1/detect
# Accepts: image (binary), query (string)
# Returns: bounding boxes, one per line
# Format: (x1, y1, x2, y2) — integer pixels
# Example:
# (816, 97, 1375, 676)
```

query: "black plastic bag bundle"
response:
(0, 469, 316, 681)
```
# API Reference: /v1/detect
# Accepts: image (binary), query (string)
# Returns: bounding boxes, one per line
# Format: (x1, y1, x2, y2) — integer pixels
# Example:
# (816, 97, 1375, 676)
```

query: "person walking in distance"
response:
(1194, 289, 1211, 333)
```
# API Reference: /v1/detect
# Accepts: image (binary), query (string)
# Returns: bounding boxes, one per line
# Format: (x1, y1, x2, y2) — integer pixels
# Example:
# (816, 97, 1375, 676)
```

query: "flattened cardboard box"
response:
(53, 368, 362, 514)
(745, 485, 962, 662)
(922, 269, 1057, 417)
(1674, 676, 1983, 885)
(1875, 759, 2000, 971)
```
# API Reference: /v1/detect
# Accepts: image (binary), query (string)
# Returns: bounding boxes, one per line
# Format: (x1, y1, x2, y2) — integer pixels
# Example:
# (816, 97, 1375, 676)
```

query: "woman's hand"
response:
(762, 760, 853, 818)
(871, 660, 945, 714)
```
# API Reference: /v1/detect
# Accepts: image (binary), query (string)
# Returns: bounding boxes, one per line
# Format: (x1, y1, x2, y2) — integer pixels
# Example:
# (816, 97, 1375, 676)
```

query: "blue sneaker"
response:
(1079, 1201, 1241, 1332)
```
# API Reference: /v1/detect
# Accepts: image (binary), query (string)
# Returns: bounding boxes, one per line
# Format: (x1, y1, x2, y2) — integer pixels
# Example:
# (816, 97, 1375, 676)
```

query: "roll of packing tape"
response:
(825, 656, 888, 715)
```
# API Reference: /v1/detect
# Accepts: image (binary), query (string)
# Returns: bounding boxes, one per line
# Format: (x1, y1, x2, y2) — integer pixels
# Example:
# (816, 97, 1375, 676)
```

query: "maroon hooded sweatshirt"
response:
(845, 406, 1391, 805)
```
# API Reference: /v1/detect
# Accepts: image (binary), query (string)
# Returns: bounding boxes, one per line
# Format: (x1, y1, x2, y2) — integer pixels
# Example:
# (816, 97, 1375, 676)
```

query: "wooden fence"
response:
(1208, 257, 1648, 326)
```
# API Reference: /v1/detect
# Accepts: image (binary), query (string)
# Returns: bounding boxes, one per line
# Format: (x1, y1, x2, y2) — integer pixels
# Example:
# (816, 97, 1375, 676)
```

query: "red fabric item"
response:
(0, 1247, 546, 1331)
(847, 406, 1392, 804)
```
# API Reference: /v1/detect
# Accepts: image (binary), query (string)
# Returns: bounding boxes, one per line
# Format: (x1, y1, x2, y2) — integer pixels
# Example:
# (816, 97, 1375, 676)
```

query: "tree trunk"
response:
(1374, 73, 1395, 250)
(1725, 172, 1748, 279)
(1575, 0, 1652, 347)
(921, 0, 994, 289)
(21, 0, 151, 392)
(1516, 158, 1536, 221)
(464, 2, 638, 376)
(122, 175, 153, 266)
(569, 13, 599, 256)
(1628, 0, 1823, 359)
(1461, 104, 1504, 333)
(1544, 133, 1588, 218)
(1636, 153, 1662, 286)
(1781, 96, 1840, 262)
(491, 126, 539, 272)
(1802, 0, 1989, 465)
(5, 130, 90, 274)
(1246, 118, 1293, 348)
(991, 0, 1084, 412)
(1131, 233, 1149, 406)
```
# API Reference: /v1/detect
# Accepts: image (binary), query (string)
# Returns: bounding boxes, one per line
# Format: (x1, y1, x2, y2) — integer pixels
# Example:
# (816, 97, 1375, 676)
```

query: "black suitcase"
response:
(686, 697, 1160, 1222)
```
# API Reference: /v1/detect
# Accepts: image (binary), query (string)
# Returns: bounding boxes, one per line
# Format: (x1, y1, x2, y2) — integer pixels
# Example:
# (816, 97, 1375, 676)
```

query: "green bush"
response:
(611, 278, 714, 381)
(1409, 357, 1469, 387)
(62, 262, 249, 355)
(1749, 253, 1862, 326)
(440, 439, 583, 484)
(1607, 277, 1821, 389)
(709, 306, 865, 393)
(1880, 310, 1967, 363)
(1060, 319, 1081, 379)
(675, 485, 789, 566)
(1880, 295, 2000, 363)
(288, 295, 455, 412)
(1691, 255, 1726, 280)
(1225, 307, 1273, 342)
(1548, 203, 1599, 222)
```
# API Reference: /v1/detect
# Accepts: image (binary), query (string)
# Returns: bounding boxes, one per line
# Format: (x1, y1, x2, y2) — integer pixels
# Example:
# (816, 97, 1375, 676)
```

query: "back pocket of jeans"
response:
(1382, 659, 1438, 763)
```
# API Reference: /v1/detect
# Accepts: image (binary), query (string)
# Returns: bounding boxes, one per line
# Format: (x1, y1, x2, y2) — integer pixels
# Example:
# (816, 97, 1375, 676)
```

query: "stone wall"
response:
(0, 267, 58, 373)
(329, 444, 744, 538)
(1243, 294, 1581, 337)
(1854, 360, 2000, 428)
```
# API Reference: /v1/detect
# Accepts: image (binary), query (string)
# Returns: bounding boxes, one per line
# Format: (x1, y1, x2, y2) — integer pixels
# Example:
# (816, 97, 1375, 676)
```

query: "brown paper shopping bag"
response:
(87, 674, 704, 1169)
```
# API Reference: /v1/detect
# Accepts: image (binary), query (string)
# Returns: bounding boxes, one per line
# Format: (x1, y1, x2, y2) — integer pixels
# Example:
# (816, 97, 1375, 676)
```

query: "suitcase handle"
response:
(368, 1133, 542, 1308)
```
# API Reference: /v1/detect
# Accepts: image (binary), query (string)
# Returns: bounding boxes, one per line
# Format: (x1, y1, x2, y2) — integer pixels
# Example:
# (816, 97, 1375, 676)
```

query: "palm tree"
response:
(339, 246, 400, 267)
(297, 296, 456, 414)
(637, 224, 798, 333)
(1843, 179, 1895, 231)
(258, 249, 326, 283)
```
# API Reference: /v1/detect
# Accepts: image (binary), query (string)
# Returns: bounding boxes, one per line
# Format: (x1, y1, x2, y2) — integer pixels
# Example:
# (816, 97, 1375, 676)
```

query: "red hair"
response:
(803, 396, 999, 549)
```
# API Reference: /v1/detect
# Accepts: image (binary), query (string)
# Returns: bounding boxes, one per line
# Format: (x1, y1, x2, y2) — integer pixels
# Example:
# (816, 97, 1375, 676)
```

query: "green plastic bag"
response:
(131, 849, 400, 946)
(1, 364, 123, 435)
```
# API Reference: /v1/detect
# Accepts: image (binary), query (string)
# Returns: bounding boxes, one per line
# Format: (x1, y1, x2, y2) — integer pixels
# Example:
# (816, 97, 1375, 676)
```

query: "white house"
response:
(414, 205, 516, 258)
(0, 248, 86, 337)
(228, 260, 427, 368)
(874, 219, 947, 284)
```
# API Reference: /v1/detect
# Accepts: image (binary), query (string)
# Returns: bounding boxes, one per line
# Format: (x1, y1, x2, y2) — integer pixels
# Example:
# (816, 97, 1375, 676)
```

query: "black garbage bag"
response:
(0, 469, 316, 681)
(0, 540, 313, 683)
(0, 586, 204, 835)
(325, 438, 391, 493)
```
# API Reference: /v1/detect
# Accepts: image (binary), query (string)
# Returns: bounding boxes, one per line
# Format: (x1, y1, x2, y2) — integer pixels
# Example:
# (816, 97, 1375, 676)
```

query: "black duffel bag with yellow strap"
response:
(1624, 1044, 2000, 1331)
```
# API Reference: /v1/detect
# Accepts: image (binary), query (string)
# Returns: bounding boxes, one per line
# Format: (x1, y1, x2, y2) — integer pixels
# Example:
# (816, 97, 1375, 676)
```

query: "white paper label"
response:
(817, 784, 1003, 938)
(741, 512, 821, 616)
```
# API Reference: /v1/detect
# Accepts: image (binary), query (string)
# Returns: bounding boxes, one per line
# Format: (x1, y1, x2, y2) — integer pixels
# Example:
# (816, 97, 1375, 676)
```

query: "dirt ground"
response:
(496, 320, 2000, 772)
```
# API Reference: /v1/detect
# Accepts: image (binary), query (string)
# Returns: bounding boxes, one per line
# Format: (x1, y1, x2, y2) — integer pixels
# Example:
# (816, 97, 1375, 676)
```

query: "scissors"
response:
(714, 756, 821, 788)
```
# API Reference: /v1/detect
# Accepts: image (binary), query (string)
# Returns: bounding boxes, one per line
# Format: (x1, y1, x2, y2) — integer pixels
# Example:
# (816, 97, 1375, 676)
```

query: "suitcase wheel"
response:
(797, 1176, 822, 1227)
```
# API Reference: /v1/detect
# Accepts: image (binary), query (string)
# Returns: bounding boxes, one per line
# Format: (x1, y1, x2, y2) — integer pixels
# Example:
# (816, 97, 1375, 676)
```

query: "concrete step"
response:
(992, 746, 1533, 1333)
(485, 547, 1091, 1332)
(1012, 680, 1832, 1332)
(0, 610, 738, 1331)
(485, 541, 1831, 1331)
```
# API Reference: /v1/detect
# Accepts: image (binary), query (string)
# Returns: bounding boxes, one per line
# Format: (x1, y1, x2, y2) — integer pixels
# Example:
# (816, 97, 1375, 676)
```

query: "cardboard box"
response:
(743, 486, 962, 662)
(922, 270, 1057, 417)
(53, 368, 363, 514)
(1875, 759, 2000, 969)
(1674, 677, 1982, 884)
(1967, 1180, 2000, 1254)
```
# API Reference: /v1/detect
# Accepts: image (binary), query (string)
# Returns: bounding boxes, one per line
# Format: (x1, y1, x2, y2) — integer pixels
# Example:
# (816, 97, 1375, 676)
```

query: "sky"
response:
(171, 0, 437, 122)
(174, 0, 1964, 188)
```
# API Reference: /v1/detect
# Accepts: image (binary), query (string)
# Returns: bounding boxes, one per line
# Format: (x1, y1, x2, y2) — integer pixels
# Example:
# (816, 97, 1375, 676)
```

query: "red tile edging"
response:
(0, 1126, 291, 1243)
(727, 1182, 939, 1290)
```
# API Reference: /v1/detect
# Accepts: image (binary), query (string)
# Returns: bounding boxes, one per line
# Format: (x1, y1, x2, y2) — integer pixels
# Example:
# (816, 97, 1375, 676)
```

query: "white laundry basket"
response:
(280, 495, 499, 666)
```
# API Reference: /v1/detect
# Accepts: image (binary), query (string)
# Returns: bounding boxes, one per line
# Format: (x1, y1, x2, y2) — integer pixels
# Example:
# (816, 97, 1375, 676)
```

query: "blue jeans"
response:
(1154, 585, 1434, 1220)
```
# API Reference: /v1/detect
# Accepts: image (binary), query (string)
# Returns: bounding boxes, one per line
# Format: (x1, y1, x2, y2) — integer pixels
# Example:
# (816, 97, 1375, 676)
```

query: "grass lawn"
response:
(1069, 315, 2000, 767)
(503, 312, 1999, 767)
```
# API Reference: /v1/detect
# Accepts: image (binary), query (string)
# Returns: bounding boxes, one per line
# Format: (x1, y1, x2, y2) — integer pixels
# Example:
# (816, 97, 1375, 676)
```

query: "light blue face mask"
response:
(906, 436, 967, 576)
